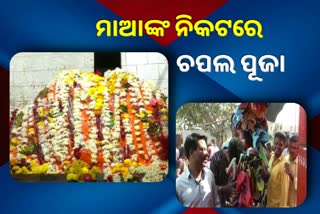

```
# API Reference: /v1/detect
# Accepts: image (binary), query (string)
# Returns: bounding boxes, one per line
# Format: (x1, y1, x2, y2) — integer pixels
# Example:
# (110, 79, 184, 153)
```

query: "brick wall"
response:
(10, 52, 168, 110)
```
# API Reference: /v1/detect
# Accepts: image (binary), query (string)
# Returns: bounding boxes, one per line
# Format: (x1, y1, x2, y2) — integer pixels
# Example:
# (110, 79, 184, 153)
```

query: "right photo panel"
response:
(176, 103, 306, 208)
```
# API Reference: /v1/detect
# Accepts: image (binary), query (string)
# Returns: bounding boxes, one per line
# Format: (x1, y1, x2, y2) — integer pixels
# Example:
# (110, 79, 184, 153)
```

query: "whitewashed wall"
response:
(10, 52, 168, 110)
(121, 52, 168, 96)
(10, 52, 94, 110)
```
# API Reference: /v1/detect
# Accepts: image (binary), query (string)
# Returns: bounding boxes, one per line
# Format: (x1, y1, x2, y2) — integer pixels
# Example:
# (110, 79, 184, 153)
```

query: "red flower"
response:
(94, 70, 102, 76)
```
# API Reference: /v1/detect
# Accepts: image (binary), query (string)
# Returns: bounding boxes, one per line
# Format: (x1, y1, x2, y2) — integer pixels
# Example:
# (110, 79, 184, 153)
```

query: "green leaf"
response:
(14, 112, 24, 127)
(258, 143, 269, 168)
(147, 121, 162, 136)
(29, 141, 36, 153)
(141, 115, 149, 122)
(108, 121, 115, 128)
(120, 105, 128, 113)
(21, 141, 37, 156)
(37, 87, 49, 99)
(161, 94, 167, 103)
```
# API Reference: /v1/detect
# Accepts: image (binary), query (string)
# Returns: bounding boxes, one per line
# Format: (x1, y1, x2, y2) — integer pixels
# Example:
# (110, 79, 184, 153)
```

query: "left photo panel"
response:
(9, 52, 168, 182)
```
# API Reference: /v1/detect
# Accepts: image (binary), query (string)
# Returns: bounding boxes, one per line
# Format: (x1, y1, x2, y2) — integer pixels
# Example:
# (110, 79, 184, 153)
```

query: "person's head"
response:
(207, 146, 215, 160)
(284, 132, 290, 148)
(211, 139, 216, 146)
(184, 133, 209, 167)
(264, 142, 272, 160)
(273, 132, 287, 158)
(222, 141, 229, 150)
(228, 137, 244, 163)
(242, 130, 253, 149)
(176, 148, 179, 160)
(288, 135, 299, 160)
(178, 147, 186, 159)
(176, 134, 183, 148)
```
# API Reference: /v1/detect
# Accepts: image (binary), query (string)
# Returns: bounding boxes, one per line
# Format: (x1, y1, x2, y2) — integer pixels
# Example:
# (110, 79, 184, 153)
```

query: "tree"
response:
(176, 103, 238, 145)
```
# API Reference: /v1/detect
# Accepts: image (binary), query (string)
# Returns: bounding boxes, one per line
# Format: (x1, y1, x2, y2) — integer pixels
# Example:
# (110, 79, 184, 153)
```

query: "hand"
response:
(284, 162, 294, 182)
(261, 161, 269, 179)
(220, 182, 236, 196)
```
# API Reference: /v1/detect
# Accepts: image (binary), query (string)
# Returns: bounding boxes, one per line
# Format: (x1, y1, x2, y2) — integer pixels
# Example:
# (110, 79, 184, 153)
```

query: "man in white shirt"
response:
(285, 135, 299, 207)
(176, 134, 183, 160)
(176, 133, 221, 207)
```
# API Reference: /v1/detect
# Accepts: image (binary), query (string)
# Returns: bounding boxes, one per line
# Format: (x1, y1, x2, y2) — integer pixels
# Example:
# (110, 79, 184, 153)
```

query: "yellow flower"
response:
(108, 86, 115, 94)
(123, 74, 130, 81)
(97, 85, 104, 94)
(161, 115, 168, 121)
(65, 77, 74, 84)
(12, 165, 20, 171)
(21, 144, 28, 151)
(28, 128, 35, 135)
(38, 107, 44, 117)
(93, 75, 103, 83)
(139, 112, 146, 119)
(22, 166, 30, 174)
(123, 113, 129, 119)
(89, 172, 97, 180)
(131, 161, 138, 167)
(160, 108, 168, 113)
(87, 73, 94, 80)
(10, 145, 16, 152)
(158, 100, 164, 106)
(124, 159, 131, 166)
(10, 159, 18, 166)
(67, 173, 79, 181)
(48, 117, 55, 123)
(14, 168, 23, 174)
(90, 166, 101, 175)
(123, 170, 130, 178)
(41, 164, 49, 173)
(111, 167, 119, 173)
(30, 160, 38, 167)
(11, 137, 17, 145)
(81, 167, 89, 174)
(121, 168, 131, 181)
(95, 94, 104, 100)
(94, 102, 104, 110)
(88, 87, 96, 97)
(115, 163, 122, 168)
(63, 160, 71, 166)
(96, 99, 103, 104)
(37, 121, 45, 128)
(120, 166, 127, 173)
(31, 163, 49, 174)
(31, 167, 41, 174)
(143, 123, 148, 128)
(31, 166, 39, 174)
(111, 73, 117, 79)
(68, 167, 75, 174)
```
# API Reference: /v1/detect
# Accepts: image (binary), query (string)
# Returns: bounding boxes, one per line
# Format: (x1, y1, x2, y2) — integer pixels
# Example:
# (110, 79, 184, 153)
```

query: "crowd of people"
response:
(176, 103, 302, 208)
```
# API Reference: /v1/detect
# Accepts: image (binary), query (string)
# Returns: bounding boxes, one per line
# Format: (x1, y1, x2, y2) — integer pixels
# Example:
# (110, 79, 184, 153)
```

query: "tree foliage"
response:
(176, 103, 238, 136)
